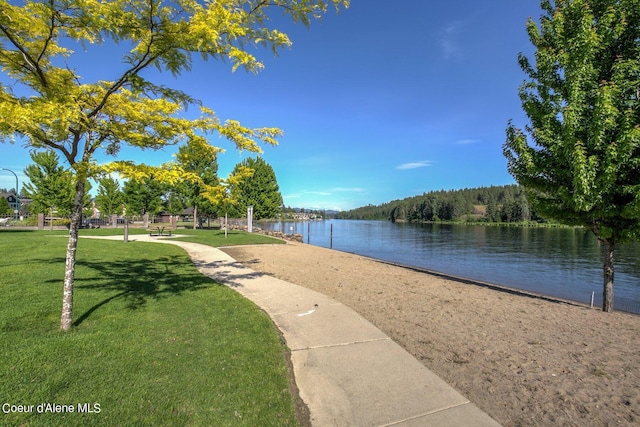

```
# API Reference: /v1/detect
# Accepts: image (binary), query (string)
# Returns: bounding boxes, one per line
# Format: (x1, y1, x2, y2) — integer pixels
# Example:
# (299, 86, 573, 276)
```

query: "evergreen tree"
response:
(0, 197, 11, 215)
(162, 182, 188, 215)
(123, 177, 164, 216)
(175, 140, 220, 228)
(229, 157, 283, 220)
(22, 151, 75, 216)
(95, 176, 124, 219)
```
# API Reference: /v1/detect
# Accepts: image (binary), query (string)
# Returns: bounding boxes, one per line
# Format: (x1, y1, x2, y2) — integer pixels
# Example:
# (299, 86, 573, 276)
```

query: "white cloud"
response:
(438, 20, 465, 60)
(331, 187, 365, 193)
(444, 21, 462, 34)
(294, 188, 365, 197)
(455, 138, 480, 145)
(439, 40, 460, 60)
(396, 160, 433, 170)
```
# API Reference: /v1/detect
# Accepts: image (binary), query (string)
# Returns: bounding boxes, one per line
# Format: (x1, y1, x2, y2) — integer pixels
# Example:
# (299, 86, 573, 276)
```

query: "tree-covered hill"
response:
(335, 185, 544, 223)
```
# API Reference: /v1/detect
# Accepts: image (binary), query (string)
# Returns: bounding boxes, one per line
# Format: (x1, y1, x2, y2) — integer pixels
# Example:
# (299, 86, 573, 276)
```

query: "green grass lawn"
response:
(76, 226, 286, 247)
(0, 230, 297, 426)
(171, 228, 287, 247)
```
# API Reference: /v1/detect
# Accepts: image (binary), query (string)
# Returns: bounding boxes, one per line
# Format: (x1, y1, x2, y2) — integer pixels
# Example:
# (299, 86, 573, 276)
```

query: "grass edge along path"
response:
(0, 230, 300, 426)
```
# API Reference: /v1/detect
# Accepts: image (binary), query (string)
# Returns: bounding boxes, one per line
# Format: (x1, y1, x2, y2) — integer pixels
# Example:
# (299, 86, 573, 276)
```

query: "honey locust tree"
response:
(504, 0, 640, 312)
(0, 0, 348, 331)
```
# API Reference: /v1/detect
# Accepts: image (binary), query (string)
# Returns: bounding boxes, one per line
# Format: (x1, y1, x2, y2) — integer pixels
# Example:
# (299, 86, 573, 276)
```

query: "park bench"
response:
(149, 223, 174, 236)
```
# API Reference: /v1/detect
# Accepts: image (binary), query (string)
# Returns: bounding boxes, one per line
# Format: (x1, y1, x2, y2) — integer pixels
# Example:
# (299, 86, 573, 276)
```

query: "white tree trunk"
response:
(193, 205, 198, 230)
(60, 178, 85, 331)
(602, 239, 614, 313)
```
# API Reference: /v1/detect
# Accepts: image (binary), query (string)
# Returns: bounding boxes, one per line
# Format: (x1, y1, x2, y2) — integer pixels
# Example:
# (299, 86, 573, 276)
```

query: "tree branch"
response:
(87, 0, 163, 119)
(0, 15, 49, 90)
(36, 0, 57, 66)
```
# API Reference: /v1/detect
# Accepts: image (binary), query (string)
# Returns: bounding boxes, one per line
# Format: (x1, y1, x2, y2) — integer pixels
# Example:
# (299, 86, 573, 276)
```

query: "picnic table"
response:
(149, 223, 174, 236)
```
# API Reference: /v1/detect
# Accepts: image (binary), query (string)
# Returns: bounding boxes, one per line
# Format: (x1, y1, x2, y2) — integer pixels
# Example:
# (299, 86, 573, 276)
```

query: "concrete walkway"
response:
(89, 235, 501, 426)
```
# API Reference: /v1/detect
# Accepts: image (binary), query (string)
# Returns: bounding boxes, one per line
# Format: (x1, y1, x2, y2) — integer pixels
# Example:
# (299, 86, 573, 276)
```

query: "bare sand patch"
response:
(222, 241, 639, 427)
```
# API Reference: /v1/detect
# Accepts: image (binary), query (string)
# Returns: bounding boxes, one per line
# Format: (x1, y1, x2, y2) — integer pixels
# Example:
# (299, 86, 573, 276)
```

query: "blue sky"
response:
(0, 0, 543, 211)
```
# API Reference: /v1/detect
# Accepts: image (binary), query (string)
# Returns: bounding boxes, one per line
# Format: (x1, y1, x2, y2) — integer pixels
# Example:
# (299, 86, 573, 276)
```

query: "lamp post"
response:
(0, 168, 19, 220)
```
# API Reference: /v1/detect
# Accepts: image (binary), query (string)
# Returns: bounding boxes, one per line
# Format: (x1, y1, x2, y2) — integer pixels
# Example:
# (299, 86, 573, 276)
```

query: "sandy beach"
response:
(221, 241, 639, 427)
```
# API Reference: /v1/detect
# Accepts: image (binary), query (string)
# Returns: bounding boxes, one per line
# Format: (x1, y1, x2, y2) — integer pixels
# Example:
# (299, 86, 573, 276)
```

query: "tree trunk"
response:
(602, 239, 614, 313)
(60, 177, 85, 331)
(192, 205, 198, 230)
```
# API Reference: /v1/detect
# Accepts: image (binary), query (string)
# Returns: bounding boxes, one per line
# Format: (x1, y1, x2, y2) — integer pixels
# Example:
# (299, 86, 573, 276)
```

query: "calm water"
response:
(262, 219, 640, 310)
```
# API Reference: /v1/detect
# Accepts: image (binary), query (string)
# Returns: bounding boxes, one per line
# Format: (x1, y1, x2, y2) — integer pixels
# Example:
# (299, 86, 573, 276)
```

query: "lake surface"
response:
(260, 219, 640, 312)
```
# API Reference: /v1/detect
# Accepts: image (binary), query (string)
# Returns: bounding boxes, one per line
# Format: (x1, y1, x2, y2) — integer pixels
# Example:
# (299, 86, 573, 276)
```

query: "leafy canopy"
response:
(95, 175, 124, 217)
(504, 0, 640, 243)
(0, 0, 348, 189)
(22, 150, 75, 215)
(0, 0, 349, 331)
(0, 196, 11, 215)
(175, 139, 220, 218)
(123, 175, 164, 216)
(229, 156, 283, 219)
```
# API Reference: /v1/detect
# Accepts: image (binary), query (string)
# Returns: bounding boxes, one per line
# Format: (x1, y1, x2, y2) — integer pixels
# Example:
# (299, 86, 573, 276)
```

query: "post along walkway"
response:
(88, 235, 501, 426)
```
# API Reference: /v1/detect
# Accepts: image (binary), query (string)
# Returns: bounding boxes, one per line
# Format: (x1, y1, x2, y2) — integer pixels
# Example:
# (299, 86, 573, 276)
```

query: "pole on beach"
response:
(307, 222, 310, 244)
(330, 223, 333, 249)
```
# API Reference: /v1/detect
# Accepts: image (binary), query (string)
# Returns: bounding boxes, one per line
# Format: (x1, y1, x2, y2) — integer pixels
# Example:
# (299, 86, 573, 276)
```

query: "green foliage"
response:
(22, 151, 75, 215)
(229, 157, 284, 220)
(504, 0, 640, 243)
(123, 176, 164, 216)
(0, 231, 297, 425)
(0, 0, 348, 329)
(0, 0, 348, 190)
(162, 184, 188, 215)
(175, 139, 220, 219)
(337, 185, 537, 223)
(94, 176, 124, 218)
(503, 0, 640, 311)
(0, 196, 11, 215)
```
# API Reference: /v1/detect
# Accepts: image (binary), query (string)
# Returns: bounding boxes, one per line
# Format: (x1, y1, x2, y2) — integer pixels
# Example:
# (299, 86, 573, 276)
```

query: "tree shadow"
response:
(188, 257, 268, 288)
(37, 254, 223, 326)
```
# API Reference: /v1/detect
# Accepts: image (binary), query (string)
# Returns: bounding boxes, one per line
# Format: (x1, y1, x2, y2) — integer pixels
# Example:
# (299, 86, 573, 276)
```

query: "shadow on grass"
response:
(36, 254, 223, 327)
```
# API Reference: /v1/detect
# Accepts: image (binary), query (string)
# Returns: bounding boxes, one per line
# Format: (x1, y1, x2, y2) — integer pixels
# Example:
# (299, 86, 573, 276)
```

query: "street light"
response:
(0, 168, 19, 220)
